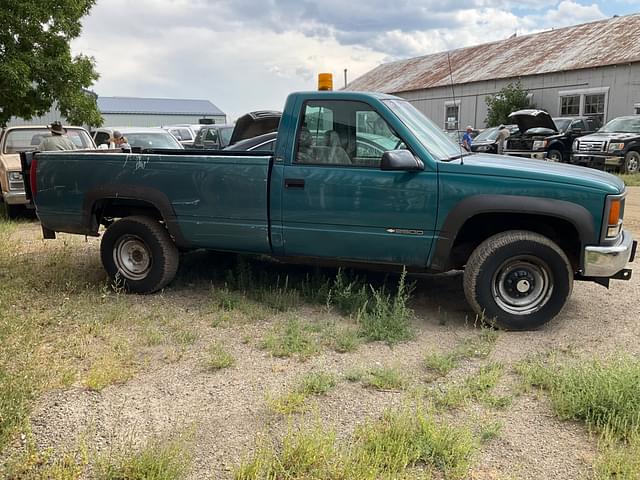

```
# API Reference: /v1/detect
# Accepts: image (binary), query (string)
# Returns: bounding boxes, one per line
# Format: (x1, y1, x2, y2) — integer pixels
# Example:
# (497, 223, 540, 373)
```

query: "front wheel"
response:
(463, 230, 573, 330)
(623, 151, 640, 174)
(100, 216, 179, 293)
(546, 149, 563, 163)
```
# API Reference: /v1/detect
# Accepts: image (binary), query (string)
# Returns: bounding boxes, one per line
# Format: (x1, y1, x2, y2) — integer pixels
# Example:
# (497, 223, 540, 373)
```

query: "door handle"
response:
(285, 178, 305, 189)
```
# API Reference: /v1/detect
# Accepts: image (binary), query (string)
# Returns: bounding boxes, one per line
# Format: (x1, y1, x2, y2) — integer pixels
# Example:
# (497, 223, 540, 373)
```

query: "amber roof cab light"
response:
(318, 73, 333, 91)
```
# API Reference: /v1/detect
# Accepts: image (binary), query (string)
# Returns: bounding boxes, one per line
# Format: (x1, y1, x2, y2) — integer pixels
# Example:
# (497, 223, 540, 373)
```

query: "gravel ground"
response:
(12, 187, 640, 479)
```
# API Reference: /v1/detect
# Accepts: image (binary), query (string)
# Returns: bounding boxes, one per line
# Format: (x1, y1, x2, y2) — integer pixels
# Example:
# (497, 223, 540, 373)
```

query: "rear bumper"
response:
(583, 230, 636, 278)
(503, 150, 546, 160)
(2, 190, 27, 205)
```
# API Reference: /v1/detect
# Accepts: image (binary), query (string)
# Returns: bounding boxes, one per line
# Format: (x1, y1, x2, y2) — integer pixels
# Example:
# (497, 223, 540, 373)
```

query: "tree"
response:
(0, 0, 102, 127)
(485, 81, 533, 127)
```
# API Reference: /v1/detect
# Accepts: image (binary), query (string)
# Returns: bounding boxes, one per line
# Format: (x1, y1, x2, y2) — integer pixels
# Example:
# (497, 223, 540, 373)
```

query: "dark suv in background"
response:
(504, 110, 600, 163)
(571, 116, 640, 174)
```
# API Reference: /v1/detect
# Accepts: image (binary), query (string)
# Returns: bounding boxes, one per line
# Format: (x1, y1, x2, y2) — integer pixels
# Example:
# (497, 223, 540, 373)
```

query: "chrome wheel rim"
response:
(491, 256, 553, 315)
(626, 152, 640, 174)
(113, 235, 152, 280)
(547, 151, 561, 162)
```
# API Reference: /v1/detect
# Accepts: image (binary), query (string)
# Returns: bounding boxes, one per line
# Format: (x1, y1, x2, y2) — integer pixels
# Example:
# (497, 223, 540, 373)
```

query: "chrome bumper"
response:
(2, 190, 27, 205)
(504, 151, 546, 160)
(583, 230, 636, 277)
(571, 154, 623, 167)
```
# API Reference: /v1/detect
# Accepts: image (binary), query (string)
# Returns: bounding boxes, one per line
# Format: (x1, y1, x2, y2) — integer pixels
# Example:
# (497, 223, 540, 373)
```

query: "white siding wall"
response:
(101, 113, 227, 127)
(398, 63, 640, 129)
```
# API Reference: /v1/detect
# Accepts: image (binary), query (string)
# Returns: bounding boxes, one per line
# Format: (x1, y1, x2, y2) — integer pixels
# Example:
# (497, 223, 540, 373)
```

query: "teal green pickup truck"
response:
(21, 91, 636, 330)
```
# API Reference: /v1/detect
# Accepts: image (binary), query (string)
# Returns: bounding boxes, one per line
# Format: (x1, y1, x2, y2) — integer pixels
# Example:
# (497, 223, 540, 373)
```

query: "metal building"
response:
(347, 14, 640, 130)
(98, 97, 226, 127)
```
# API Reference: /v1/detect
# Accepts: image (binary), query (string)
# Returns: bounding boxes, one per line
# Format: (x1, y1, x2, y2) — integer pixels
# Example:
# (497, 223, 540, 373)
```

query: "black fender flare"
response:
(430, 194, 596, 271)
(82, 184, 190, 248)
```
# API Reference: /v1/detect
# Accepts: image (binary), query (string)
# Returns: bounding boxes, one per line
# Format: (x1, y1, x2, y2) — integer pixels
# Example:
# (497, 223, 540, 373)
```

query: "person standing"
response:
(38, 121, 77, 151)
(109, 131, 131, 150)
(462, 125, 474, 151)
(496, 124, 511, 155)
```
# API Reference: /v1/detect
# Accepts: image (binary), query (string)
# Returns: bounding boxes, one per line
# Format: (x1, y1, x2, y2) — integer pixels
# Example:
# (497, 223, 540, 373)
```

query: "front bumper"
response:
(583, 229, 636, 277)
(2, 190, 27, 205)
(571, 153, 623, 168)
(503, 150, 546, 160)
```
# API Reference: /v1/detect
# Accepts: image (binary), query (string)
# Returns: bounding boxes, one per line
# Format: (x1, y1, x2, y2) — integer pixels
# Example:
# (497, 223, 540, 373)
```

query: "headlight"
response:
(572, 139, 579, 150)
(532, 140, 547, 150)
(8, 172, 22, 182)
(608, 142, 625, 152)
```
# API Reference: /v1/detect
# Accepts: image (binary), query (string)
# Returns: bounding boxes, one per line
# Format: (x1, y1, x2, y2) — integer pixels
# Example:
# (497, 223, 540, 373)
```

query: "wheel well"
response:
(450, 213, 581, 270)
(93, 198, 163, 227)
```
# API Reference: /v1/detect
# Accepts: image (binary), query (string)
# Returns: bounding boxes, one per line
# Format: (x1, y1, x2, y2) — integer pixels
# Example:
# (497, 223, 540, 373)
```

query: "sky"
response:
(71, 0, 638, 121)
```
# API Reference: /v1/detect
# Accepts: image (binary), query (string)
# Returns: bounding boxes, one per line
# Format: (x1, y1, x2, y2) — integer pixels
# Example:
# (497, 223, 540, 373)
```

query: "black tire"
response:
(100, 216, 179, 293)
(546, 149, 563, 163)
(463, 230, 573, 330)
(623, 151, 640, 174)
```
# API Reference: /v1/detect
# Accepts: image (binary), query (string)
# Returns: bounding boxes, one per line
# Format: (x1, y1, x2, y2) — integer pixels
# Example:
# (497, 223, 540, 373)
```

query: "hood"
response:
(229, 110, 281, 146)
(579, 131, 639, 142)
(1, 153, 21, 172)
(508, 109, 557, 134)
(442, 153, 624, 194)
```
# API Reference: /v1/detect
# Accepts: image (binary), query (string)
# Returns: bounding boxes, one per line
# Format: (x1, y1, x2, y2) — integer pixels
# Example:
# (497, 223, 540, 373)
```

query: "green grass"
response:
(204, 341, 235, 371)
(95, 435, 192, 480)
(594, 431, 640, 480)
(261, 317, 320, 360)
(617, 174, 640, 187)
(424, 328, 499, 377)
(85, 350, 134, 391)
(236, 407, 477, 479)
(266, 371, 338, 415)
(479, 421, 504, 443)
(431, 363, 505, 410)
(362, 367, 408, 391)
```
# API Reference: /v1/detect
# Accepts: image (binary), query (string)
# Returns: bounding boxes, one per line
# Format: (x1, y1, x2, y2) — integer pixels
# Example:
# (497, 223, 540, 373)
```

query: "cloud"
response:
(71, 0, 609, 119)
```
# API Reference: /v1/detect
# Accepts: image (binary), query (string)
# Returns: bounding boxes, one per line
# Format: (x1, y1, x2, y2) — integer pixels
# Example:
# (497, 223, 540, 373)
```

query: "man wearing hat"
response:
(39, 121, 77, 151)
(109, 131, 131, 150)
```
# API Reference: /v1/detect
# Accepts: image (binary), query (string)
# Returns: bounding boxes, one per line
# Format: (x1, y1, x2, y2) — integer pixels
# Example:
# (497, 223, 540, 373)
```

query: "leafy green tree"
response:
(0, 0, 102, 127)
(485, 81, 533, 127)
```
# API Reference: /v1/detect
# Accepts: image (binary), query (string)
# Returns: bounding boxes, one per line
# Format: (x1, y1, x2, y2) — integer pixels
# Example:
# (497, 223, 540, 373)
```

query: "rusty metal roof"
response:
(346, 14, 640, 94)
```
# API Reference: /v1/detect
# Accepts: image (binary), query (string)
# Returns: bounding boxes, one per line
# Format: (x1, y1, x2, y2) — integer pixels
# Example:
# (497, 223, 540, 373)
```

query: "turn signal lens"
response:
(608, 200, 621, 226)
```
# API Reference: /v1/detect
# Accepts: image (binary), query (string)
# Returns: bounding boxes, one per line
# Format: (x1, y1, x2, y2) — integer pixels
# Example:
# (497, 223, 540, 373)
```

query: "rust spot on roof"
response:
(347, 14, 640, 93)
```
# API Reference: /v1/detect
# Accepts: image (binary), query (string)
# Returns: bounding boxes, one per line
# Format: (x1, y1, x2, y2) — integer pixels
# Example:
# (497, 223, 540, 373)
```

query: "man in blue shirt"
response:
(462, 125, 474, 151)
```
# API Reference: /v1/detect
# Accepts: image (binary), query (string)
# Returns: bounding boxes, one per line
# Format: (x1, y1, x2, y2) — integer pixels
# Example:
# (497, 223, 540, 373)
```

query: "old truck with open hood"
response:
(21, 89, 636, 330)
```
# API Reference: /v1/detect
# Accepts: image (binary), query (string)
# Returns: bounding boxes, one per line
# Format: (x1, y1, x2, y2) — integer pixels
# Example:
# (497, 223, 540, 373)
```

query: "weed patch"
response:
(204, 341, 235, 371)
(261, 317, 320, 360)
(266, 371, 338, 415)
(431, 363, 505, 410)
(424, 328, 499, 377)
(362, 367, 408, 391)
(236, 407, 477, 479)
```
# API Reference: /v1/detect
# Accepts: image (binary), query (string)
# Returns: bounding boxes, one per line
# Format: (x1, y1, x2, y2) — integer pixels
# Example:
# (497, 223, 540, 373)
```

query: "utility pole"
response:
(344, 69, 348, 88)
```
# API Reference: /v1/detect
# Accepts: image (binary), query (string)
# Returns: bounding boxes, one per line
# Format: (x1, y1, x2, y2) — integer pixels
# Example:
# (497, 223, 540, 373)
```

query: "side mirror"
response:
(380, 150, 424, 172)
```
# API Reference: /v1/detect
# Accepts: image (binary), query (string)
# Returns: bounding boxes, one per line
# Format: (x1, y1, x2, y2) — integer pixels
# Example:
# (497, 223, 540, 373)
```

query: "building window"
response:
(445, 104, 459, 131)
(560, 95, 580, 116)
(558, 87, 609, 122)
(584, 94, 606, 124)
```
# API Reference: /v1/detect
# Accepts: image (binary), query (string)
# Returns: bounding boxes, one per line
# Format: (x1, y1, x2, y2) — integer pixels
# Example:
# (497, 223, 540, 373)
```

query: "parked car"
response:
(470, 125, 519, 154)
(224, 132, 277, 151)
(21, 89, 635, 330)
(192, 124, 235, 150)
(92, 127, 184, 150)
(571, 116, 640, 174)
(0, 125, 94, 217)
(163, 125, 204, 147)
(505, 110, 600, 162)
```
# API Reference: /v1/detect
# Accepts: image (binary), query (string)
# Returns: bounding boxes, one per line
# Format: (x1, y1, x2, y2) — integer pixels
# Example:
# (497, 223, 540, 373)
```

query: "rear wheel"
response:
(547, 149, 563, 163)
(463, 230, 573, 330)
(623, 151, 640, 174)
(100, 216, 179, 293)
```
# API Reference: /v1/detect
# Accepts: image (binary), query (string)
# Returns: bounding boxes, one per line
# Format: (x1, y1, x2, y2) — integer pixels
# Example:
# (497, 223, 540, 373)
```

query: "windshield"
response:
(473, 127, 499, 142)
(220, 127, 234, 146)
(3, 128, 94, 154)
(600, 117, 640, 133)
(383, 100, 462, 160)
(127, 132, 183, 149)
(552, 118, 571, 132)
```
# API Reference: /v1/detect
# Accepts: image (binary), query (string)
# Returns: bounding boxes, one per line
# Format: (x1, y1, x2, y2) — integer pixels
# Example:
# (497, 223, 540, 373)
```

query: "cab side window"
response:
(95, 132, 110, 147)
(294, 100, 404, 168)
